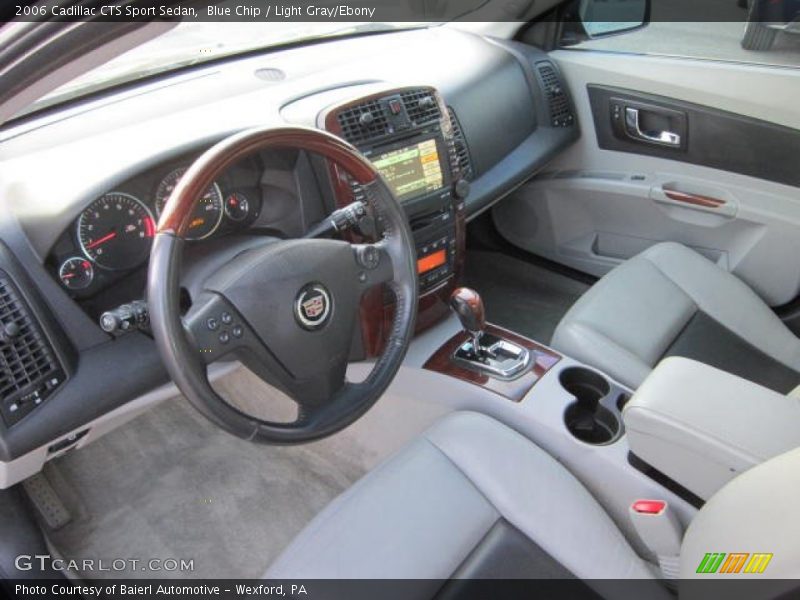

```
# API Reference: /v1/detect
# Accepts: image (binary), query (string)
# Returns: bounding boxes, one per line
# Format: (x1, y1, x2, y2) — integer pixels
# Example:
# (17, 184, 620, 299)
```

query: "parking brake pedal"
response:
(22, 472, 72, 530)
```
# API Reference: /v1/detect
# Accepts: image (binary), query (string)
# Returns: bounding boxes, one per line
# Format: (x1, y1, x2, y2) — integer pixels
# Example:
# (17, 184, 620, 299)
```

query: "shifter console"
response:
(423, 287, 561, 402)
(449, 287, 531, 380)
(453, 331, 531, 380)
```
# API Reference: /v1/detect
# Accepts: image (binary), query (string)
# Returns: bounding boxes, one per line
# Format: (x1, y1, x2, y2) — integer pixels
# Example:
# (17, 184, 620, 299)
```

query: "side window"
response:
(559, 0, 800, 68)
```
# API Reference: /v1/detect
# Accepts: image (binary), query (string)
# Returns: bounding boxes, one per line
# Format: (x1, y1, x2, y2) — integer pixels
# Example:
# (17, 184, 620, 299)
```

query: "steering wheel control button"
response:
(219, 331, 230, 345)
(221, 312, 233, 325)
(206, 317, 219, 331)
(232, 325, 243, 338)
(357, 245, 380, 270)
(294, 283, 332, 331)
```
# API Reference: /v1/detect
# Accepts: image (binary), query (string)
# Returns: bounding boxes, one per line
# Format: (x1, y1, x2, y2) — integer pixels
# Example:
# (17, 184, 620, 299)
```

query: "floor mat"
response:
(43, 367, 448, 579)
(464, 251, 590, 344)
(44, 396, 362, 579)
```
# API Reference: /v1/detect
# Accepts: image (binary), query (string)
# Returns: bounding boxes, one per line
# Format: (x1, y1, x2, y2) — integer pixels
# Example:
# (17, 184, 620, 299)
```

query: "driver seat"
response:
(265, 412, 798, 589)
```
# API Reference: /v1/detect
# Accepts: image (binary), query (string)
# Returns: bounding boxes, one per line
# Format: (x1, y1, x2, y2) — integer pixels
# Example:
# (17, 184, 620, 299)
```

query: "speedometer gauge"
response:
(155, 167, 223, 240)
(78, 193, 155, 270)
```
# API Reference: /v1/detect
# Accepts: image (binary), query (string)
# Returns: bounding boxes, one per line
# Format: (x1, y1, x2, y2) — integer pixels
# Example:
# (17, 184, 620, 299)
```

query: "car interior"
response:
(1, 0, 800, 595)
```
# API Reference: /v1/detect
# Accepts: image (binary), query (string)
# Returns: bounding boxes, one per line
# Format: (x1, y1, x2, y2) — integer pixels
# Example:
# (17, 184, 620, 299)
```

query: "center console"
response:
(400, 288, 700, 564)
(623, 357, 800, 501)
(320, 87, 472, 357)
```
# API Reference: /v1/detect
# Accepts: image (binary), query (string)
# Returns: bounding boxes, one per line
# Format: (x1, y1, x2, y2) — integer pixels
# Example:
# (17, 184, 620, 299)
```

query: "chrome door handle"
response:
(625, 107, 681, 147)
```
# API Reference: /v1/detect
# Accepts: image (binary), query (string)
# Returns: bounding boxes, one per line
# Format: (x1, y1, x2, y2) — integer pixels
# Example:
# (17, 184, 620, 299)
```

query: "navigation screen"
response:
(372, 139, 443, 201)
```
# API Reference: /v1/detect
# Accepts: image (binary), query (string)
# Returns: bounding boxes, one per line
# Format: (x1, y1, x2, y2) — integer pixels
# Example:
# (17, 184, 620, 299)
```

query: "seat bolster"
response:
(551, 246, 696, 387)
(424, 412, 659, 581)
(266, 412, 666, 593)
(680, 446, 800, 581)
(264, 430, 498, 580)
(551, 321, 654, 389)
(553, 241, 800, 388)
(642, 242, 800, 371)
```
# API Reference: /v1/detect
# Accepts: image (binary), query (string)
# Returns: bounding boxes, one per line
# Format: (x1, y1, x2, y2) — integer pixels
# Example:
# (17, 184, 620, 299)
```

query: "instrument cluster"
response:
(50, 157, 262, 296)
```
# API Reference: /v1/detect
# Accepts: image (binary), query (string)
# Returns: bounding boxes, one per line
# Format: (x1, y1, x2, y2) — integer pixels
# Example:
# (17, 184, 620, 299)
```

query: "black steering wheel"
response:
(147, 126, 418, 444)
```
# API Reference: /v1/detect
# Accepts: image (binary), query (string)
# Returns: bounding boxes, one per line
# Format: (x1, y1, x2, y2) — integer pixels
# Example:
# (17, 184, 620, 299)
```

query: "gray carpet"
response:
(464, 251, 590, 344)
(42, 367, 448, 579)
(44, 394, 366, 579)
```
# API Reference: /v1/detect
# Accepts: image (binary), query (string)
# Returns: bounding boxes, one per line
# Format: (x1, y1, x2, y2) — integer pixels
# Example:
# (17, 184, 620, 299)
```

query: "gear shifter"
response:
(449, 287, 531, 380)
(449, 287, 486, 356)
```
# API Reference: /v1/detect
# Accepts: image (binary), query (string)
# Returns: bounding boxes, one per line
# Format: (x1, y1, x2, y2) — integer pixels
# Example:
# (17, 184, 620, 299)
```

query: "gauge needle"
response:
(86, 231, 116, 249)
(62, 273, 75, 279)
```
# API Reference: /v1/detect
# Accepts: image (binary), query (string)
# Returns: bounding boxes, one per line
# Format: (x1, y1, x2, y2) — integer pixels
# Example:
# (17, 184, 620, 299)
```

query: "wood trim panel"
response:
(423, 324, 562, 402)
(664, 189, 726, 209)
(322, 86, 466, 358)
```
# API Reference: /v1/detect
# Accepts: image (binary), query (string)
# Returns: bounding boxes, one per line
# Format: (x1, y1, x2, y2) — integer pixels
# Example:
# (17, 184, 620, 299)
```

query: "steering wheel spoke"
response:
(183, 293, 255, 365)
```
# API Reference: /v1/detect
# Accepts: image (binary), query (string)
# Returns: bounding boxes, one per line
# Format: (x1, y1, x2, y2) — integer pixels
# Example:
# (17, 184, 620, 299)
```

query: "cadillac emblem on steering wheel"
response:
(294, 283, 332, 330)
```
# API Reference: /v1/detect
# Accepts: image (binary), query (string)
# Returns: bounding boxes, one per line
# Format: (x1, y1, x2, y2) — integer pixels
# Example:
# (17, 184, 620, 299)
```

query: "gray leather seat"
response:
(551, 242, 800, 391)
(266, 411, 666, 592)
(266, 411, 800, 588)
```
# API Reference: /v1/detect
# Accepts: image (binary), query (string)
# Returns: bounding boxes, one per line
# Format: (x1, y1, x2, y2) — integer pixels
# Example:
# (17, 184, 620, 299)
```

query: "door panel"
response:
(493, 49, 800, 306)
(589, 85, 800, 188)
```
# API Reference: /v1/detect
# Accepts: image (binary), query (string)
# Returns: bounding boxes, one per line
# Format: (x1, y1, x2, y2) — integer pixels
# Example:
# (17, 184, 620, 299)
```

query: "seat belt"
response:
(629, 500, 683, 583)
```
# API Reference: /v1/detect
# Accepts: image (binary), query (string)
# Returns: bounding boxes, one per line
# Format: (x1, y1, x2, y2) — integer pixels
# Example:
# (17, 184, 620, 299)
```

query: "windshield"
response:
(25, 21, 428, 116)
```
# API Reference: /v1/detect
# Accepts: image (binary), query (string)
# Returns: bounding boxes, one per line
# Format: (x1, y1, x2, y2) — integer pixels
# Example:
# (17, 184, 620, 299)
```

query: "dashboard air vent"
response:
(535, 62, 575, 128)
(337, 99, 390, 145)
(447, 107, 474, 181)
(401, 89, 441, 126)
(0, 272, 63, 426)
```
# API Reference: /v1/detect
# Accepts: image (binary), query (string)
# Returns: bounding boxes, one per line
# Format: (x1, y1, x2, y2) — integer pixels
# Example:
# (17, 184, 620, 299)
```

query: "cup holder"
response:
(560, 367, 623, 445)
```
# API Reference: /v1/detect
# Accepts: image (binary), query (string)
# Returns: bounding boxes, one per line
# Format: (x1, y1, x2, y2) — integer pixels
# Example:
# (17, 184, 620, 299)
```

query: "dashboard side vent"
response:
(447, 107, 474, 181)
(401, 89, 441, 126)
(337, 99, 390, 145)
(0, 272, 63, 426)
(535, 62, 575, 128)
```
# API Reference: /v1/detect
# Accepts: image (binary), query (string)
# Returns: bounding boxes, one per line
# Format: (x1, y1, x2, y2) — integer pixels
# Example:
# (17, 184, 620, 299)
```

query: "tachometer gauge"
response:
(155, 167, 223, 240)
(224, 192, 250, 222)
(78, 193, 155, 270)
(59, 257, 94, 290)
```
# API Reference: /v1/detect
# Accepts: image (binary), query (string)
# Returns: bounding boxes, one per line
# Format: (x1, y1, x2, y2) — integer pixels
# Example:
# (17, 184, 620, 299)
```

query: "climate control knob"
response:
(454, 179, 471, 200)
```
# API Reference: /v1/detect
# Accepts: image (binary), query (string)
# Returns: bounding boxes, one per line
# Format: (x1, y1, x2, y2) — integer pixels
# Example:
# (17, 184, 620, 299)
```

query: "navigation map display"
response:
(372, 139, 444, 201)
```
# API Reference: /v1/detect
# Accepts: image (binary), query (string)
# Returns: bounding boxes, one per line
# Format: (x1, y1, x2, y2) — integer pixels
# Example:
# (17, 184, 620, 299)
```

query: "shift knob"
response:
(450, 287, 486, 338)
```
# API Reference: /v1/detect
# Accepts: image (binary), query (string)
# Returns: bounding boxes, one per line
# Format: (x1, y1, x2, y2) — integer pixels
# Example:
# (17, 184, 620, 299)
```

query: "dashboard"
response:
(0, 25, 578, 480)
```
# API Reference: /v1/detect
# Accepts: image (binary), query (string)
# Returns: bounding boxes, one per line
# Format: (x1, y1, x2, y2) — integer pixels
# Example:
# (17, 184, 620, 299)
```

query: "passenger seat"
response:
(551, 242, 800, 391)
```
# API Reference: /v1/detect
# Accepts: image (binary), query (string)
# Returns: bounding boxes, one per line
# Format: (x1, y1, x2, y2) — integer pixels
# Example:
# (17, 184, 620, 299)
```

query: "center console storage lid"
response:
(623, 357, 800, 501)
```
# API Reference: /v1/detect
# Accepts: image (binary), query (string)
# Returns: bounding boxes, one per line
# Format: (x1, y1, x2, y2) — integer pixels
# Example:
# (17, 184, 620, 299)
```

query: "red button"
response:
(632, 500, 666, 515)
